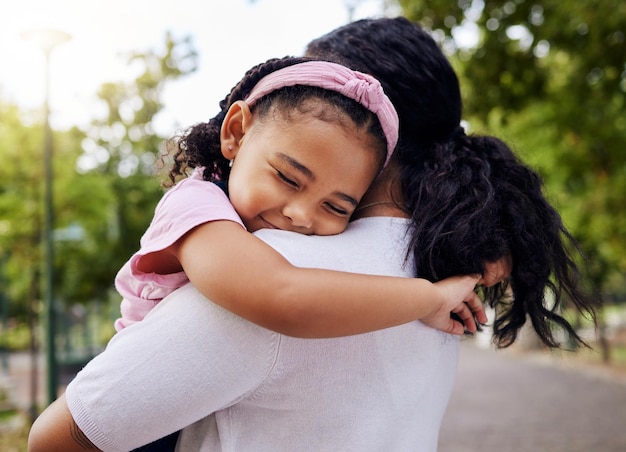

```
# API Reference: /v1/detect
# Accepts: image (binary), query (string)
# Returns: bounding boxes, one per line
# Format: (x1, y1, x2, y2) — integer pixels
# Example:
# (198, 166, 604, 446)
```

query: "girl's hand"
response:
(479, 255, 512, 287)
(421, 275, 486, 335)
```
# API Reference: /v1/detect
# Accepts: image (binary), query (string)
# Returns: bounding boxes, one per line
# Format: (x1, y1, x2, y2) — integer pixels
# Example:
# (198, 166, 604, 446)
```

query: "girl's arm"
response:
(165, 220, 485, 338)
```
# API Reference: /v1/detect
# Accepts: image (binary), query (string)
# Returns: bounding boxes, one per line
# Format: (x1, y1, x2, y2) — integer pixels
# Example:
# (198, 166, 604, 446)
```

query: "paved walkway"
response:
(1, 351, 45, 414)
(439, 340, 626, 452)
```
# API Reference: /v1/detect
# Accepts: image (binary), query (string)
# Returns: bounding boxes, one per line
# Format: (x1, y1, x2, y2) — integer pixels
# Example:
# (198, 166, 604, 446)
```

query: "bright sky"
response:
(0, 0, 391, 135)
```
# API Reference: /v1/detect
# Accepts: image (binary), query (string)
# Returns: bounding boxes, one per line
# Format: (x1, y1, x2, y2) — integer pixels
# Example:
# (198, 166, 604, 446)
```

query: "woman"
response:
(305, 17, 594, 349)
(29, 17, 596, 452)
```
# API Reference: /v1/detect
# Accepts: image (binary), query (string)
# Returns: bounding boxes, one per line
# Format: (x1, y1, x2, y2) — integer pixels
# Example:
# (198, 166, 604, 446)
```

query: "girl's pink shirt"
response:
(114, 169, 244, 330)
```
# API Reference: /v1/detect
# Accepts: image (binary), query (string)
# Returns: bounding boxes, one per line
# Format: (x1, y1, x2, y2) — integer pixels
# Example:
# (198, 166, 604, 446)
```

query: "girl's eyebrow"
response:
(276, 152, 314, 179)
(275, 152, 358, 207)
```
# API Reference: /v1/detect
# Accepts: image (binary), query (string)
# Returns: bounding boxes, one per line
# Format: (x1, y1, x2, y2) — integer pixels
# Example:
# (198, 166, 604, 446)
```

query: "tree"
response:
(0, 102, 50, 321)
(397, 0, 626, 354)
(0, 99, 110, 322)
(79, 31, 198, 289)
(0, 31, 198, 340)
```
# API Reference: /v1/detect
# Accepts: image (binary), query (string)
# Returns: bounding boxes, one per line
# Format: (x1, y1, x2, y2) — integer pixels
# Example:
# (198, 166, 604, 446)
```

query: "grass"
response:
(0, 410, 18, 421)
(0, 418, 29, 452)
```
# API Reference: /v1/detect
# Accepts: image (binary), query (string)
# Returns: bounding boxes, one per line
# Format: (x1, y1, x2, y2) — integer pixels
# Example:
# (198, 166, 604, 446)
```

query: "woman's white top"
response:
(66, 217, 460, 452)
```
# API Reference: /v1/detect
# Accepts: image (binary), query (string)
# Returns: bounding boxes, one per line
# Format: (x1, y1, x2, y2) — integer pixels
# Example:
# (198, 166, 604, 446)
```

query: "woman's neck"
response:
(352, 201, 407, 219)
(352, 166, 408, 220)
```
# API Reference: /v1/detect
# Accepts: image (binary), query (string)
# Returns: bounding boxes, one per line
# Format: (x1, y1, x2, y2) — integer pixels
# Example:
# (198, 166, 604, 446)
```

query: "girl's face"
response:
(226, 107, 382, 235)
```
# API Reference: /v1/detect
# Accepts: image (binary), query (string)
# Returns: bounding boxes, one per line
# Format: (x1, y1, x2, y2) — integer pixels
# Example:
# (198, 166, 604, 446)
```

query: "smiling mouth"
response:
(259, 216, 279, 230)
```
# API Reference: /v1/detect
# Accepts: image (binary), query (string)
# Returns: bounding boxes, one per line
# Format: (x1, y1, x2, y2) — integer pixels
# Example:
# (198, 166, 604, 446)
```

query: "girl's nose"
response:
(282, 202, 314, 231)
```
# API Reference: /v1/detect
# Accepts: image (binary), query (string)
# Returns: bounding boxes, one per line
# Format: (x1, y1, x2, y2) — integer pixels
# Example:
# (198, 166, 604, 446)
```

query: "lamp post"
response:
(21, 28, 71, 405)
(343, 0, 359, 22)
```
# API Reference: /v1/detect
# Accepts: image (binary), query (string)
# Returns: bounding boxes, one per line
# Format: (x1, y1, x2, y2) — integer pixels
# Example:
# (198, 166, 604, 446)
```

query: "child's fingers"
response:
(450, 302, 477, 333)
(465, 290, 487, 325)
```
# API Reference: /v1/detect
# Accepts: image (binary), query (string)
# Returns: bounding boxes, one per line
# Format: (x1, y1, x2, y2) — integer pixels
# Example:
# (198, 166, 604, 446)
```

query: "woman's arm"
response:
(28, 394, 98, 452)
(30, 284, 280, 451)
(169, 220, 485, 338)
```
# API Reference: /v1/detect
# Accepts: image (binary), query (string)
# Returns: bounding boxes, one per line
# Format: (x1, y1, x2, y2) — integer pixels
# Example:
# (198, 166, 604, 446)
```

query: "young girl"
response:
(114, 56, 486, 337)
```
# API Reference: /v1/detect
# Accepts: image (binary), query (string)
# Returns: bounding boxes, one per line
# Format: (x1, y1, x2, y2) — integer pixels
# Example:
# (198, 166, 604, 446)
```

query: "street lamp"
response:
(21, 28, 71, 405)
(343, 0, 360, 22)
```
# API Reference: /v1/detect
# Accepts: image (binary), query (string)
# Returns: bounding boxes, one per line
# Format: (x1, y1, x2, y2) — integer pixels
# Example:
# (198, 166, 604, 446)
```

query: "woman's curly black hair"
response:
(163, 56, 387, 187)
(403, 131, 594, 348)
(307, 17, 597, 349)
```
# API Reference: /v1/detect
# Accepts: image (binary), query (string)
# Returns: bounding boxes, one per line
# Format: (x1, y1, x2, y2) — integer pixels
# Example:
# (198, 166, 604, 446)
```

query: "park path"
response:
(439, 340, 626, 452)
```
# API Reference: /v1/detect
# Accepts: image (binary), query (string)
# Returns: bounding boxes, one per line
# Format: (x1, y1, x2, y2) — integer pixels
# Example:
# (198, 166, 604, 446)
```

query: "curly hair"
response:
(404, 131, 594, 347)
(307, 17, 596, 349)
(163, 56, 387, 187)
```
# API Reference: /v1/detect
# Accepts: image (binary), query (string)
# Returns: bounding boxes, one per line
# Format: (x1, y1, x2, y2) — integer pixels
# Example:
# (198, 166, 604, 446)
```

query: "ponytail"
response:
(400, 133, 596, 348)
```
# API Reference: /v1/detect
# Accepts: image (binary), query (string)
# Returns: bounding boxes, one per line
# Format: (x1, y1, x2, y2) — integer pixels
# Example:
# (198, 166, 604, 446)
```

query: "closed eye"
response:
(277, 170, 298, 188)
(325, 202, 349, 216)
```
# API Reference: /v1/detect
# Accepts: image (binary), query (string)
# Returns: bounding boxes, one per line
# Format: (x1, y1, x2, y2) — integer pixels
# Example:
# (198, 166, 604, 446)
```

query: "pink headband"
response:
(244, 61, 399, 167)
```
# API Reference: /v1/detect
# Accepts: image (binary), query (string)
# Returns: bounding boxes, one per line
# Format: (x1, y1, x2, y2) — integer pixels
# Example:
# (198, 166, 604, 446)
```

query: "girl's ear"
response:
(220, 100, 252, 159)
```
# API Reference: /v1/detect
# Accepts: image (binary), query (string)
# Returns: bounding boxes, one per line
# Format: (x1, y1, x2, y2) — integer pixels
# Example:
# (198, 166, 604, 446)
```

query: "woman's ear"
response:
(220, 100, 252, 159)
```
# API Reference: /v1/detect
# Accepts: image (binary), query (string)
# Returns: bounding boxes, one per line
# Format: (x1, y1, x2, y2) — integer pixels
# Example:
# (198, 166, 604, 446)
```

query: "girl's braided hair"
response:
(163, 56, 387, 187)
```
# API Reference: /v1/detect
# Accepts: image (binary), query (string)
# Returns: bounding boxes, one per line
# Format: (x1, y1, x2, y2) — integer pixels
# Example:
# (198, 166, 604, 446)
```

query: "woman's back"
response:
(175, 217, 459, 451)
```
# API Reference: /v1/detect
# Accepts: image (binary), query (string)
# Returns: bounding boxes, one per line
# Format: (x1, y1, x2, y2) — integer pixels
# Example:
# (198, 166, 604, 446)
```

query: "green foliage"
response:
(0, 32, 198, 339)
(80, 31, 198, 296)
(398, 0, 626, 296)
(0, 103, 51, 318)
